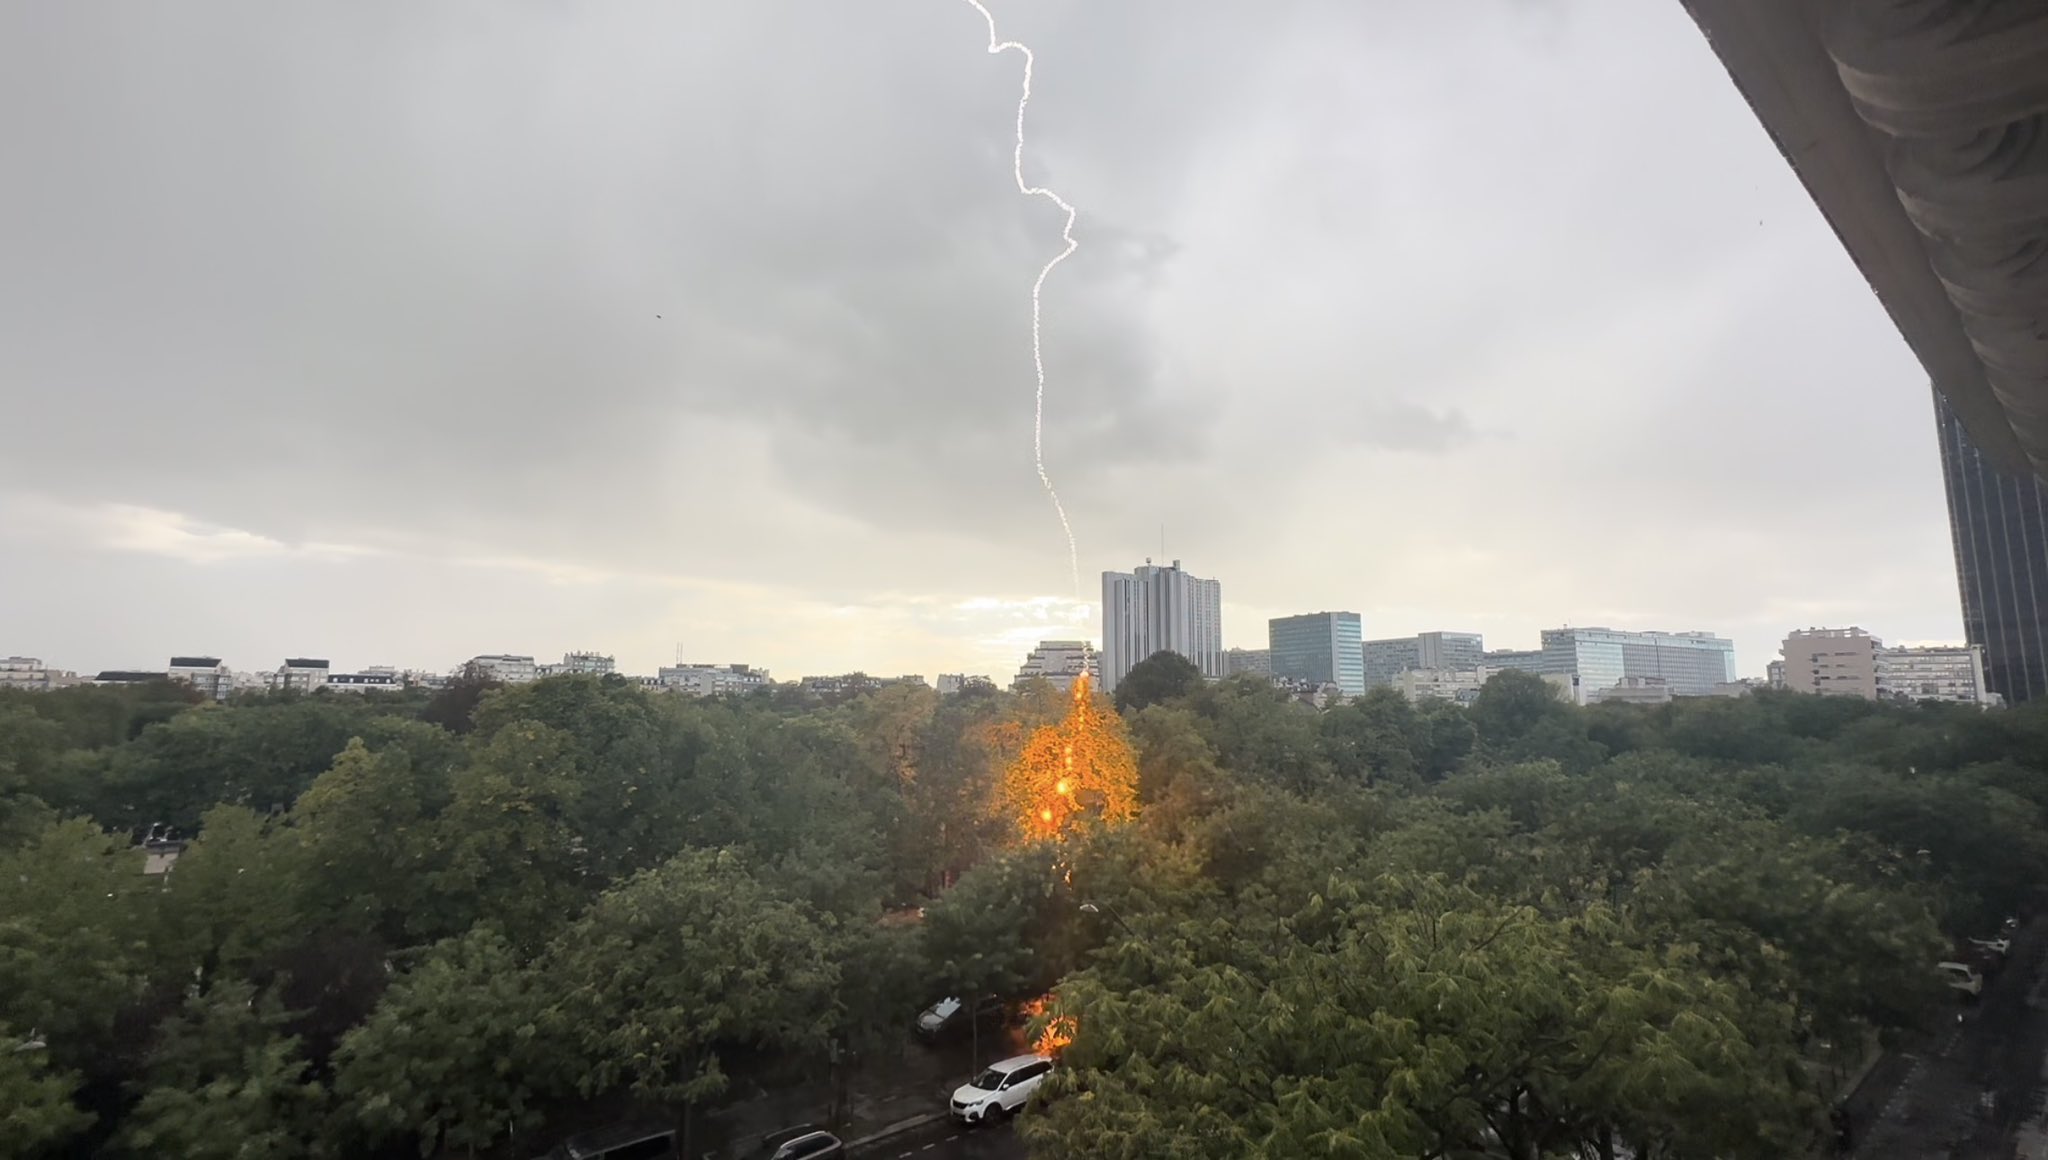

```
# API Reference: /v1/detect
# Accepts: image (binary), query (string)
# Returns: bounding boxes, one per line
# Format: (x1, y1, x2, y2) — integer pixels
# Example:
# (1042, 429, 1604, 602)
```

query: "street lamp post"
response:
(1080, 900, 1136, 937)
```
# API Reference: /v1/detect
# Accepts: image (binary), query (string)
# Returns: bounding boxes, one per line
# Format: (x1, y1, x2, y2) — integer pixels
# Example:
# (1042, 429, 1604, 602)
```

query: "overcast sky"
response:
(0, 0, 1960, 682)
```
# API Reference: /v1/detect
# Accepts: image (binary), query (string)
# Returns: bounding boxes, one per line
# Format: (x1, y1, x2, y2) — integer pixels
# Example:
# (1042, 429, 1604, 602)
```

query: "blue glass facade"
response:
(1269, 612, 1365, 696)
(1538, 627, 1735, 698)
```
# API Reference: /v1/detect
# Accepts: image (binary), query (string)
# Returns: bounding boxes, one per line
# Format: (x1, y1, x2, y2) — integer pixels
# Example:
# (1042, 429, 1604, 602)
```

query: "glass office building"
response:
(1934, 386, 2048, 705)
(1538, 627, 1735, 698)
(1363, 637, 1420, 689)
(1418, 631, 1484, 672)
(1364, 631, 1487, 688)
(1269, 612, 1365, 695)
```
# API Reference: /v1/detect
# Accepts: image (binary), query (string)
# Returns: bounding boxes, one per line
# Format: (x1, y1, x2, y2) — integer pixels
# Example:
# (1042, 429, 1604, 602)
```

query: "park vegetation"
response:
(2, 655, 2045, 1158)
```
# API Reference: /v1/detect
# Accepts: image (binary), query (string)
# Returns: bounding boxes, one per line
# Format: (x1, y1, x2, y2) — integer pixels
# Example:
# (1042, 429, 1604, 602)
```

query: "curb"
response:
(844, 1111, 948, 1152)
(1837, 1041, 1886, 1102)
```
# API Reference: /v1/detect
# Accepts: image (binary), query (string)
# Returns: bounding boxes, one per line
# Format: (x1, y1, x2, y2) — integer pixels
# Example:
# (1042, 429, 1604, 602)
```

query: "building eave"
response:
(1680, 0, 2048, 479)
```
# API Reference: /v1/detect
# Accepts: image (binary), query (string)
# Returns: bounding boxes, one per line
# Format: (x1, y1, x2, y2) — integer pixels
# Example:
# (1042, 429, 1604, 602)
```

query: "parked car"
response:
(1969, 936, 2012, 956)
(1939, 961, 1985, 999)
(1961, 945, 2004, 979)
(538, 1121, 677, 1160)
(950, 1053, 1054, 1124)
(916, 994, 1005, 1042)
(752, 1126, 843, 1160)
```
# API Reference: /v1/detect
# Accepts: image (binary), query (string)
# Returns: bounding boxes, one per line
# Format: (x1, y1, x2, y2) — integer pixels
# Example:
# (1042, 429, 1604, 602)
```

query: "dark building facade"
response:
(1268, 612, 1364, 697)
(1933, 386, 2048, 705)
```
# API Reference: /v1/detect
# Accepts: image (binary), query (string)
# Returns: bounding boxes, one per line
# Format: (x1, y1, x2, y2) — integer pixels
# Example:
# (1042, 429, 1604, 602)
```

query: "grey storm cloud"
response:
(0, 0, 1202, 558)
(1357, 403, 1476, 454)
(0, 0, 1972, 681)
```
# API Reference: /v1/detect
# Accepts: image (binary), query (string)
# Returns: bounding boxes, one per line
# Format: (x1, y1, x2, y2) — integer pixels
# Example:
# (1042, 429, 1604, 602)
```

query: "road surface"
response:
(854, 1118, 1028, 1160)
(1846, 919, 2048, 1158)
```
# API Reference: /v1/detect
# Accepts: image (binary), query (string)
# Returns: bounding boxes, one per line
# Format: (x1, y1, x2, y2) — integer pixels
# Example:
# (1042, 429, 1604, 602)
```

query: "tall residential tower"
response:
(1100, 559, 1222, 695)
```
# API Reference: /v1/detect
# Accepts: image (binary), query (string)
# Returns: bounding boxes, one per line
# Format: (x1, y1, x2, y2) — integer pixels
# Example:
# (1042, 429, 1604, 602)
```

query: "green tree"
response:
(1469, 671, 1606, 770)
(420, 662, 502, 735)
(0, 1022, 91, 1160)
(1317, 688, 1421, 787)
(0, 819, 152, 1075)
(0, 704, 60, 850)
(1026, 877, 1814, 1160)
(334, 926, 569, 1157)
(1112, 651, 1205, 714)
(471, 676, 680, 883)
(289, 740, 442, 938)
(1190, 677, 1331, 794)
(87, 699, 386, 832)
(1413, 698, 1477, 780)
(1785, 765, 2048, 932)
(114, 981, 327, 1160)
(545, 848, 839, 1104)
(153, 805, 309, 984)
(0, 680, 198, 753)
(431, 722, 592, 949)
(1628, 816, 1948, 1043)
(919, 842, 1075, 1001)
(888, 691, 1008, 896)
(1128, 704, 1232, 844)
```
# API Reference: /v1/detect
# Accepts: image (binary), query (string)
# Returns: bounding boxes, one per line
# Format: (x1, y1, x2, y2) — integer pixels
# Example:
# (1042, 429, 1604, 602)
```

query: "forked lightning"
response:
(962, 0, 1081, 596)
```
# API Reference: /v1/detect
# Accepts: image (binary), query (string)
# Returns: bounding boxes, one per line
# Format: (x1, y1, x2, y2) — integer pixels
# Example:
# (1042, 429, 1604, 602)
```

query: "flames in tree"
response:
(1021, 994, 1078, 1057)
(1001, 674, 1138, 841)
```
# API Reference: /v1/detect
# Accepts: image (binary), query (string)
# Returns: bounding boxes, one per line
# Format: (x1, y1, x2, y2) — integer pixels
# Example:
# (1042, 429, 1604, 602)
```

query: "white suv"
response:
(949, 1053, 1054, 1124)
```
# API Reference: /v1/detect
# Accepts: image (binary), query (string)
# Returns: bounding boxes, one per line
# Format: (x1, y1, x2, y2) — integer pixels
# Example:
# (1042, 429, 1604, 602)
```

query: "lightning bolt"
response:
(962, 0, 1080, 597)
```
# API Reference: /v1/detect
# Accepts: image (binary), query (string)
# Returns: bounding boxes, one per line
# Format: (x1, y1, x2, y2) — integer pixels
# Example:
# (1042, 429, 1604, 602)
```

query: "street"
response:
(1846, 920, 2048, 1158)
(853, 1117, 1028, 1160)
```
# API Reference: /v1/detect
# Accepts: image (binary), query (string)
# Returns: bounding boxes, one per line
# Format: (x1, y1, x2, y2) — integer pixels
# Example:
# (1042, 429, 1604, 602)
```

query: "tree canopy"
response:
(0, 671, 2041, 1157)
(1112, 651, 1206, 713)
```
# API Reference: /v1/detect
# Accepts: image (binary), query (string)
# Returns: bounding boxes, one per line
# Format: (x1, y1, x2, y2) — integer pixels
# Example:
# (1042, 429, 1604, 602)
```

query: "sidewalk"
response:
(1843, 917, 2048, 1159)
(703, 1031, 1025, 1158)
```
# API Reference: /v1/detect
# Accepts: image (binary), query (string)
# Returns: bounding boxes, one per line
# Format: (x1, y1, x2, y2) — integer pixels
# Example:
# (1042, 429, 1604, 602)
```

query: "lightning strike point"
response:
(961, 0, 1082, 598)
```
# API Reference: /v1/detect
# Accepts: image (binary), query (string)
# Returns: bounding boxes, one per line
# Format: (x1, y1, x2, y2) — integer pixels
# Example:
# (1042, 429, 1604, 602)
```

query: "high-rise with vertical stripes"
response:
(1934, 386, 2048, 705)
(1099, 559, 1222, 696)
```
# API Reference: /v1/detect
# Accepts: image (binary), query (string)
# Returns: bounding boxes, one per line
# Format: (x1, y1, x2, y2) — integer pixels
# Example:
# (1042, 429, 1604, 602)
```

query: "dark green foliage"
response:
(1, 668, 2045, 1158)
(112, 981, 327, 1160)
(419, 661, 501, 735)
(333, 926, 565, 1156)
(1111, 650, 1205, 713)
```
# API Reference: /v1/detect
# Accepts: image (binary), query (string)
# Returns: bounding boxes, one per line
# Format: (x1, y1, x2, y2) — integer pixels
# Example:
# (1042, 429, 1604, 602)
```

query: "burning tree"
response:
(1000, 675, 1138, 842)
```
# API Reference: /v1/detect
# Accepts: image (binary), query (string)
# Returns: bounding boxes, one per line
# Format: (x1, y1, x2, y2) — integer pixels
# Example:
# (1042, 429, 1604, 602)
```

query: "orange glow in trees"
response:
(1001, 674, 1138, 841)
(1021, 995, 1077, 1057)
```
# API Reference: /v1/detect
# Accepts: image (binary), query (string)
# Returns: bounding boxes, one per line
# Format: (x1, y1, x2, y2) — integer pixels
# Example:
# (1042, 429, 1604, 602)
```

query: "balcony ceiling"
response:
(1681, 0, 2048, 479)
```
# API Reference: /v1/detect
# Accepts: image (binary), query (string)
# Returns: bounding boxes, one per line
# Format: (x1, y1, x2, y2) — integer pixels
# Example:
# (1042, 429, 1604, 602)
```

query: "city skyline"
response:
(1, 0, 1968, 698)
(7, 600, 1985, 693)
